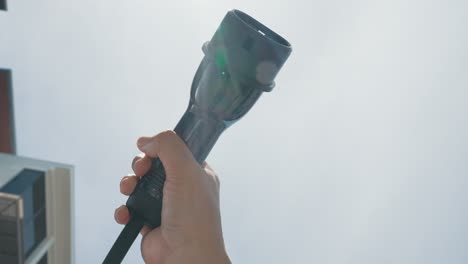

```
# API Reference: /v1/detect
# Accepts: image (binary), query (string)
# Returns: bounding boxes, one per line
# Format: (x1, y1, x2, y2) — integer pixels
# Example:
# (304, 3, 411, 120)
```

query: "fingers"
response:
(116, 175, 136, 224)
(132, 154, 151, 177)
(114, 205, 152, 236)
(120, 175, 138, 196)
(136, 131, 199, 177)
(117, 174, 151, 235)
(114, 205, 130, 224)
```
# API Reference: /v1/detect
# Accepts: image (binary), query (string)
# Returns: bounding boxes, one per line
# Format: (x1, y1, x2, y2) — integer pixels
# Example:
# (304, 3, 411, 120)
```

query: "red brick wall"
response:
(0, 70, 13, 154)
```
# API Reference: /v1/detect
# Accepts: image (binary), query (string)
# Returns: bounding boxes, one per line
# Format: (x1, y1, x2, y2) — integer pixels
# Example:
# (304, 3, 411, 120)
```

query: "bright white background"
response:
(1, 0, 468, 263)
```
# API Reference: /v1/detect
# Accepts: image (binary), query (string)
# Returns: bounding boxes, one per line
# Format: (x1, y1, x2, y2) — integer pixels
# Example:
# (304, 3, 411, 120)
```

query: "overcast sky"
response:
(1, 0, 468, 263)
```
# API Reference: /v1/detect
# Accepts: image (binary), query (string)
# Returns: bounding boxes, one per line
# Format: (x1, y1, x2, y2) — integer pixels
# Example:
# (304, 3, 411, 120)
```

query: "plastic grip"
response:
(138, 159, 166, 200)
(126, 111, 225, 228)
(125, 159, 165, 228)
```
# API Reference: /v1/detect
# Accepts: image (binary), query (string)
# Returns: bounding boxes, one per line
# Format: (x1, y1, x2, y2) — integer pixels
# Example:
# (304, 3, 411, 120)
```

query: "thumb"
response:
(136, 130, 199, 179)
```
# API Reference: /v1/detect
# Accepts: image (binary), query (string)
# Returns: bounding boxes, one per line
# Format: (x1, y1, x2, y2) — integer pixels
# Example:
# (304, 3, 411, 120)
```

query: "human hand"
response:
(114, 131, 231, 264)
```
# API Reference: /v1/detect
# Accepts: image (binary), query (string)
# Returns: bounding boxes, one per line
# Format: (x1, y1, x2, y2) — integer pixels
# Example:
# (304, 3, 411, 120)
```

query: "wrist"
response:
(190, 242, 231, 264)
(168, 241, 230, 264)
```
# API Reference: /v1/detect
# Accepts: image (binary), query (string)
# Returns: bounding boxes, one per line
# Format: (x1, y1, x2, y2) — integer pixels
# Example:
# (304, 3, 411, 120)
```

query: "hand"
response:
(114, 131, 231, 264)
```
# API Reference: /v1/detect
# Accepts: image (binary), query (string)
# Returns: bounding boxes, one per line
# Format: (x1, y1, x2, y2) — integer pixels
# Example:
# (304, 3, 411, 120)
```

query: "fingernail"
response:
(141, 141, 156, 153)
(137, 137, 151, 148)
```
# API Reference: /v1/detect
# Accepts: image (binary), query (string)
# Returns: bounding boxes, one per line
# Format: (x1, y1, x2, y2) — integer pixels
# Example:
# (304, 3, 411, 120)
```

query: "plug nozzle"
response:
(192, 9, 292, 121)
(210, 10, 292, 88)
(103, 9, 292, 264)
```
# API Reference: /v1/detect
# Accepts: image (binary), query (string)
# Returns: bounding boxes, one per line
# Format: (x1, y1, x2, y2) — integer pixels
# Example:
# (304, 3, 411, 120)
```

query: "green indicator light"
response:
(215, 50, 227, 70)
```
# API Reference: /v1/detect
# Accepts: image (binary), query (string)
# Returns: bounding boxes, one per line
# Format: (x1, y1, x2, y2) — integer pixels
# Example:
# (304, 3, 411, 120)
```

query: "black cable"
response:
(103, 10, 292, 263)
(103, 216, 144, 264)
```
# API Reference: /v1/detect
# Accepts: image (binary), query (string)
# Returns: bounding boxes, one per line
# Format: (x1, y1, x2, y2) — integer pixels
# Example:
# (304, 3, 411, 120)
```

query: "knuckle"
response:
(158, 130, 177, 141)
(154, 130, 176, 154)
(214, 174, 221, 188)
(205, 168, 220, 188)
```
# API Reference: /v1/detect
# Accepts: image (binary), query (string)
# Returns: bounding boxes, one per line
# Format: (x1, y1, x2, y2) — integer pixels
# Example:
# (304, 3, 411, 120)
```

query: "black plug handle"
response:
(103, 112, 224, 264)
(126, 111, 225, 228)
(104, 9, 292, 263)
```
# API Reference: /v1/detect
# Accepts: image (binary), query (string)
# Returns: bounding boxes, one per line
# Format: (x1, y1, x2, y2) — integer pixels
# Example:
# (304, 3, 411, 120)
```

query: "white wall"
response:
(1, 0, 468, 263)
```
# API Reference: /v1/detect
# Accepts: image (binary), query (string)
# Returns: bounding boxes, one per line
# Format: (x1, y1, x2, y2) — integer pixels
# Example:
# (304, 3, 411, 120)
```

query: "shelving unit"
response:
(0, 154, 74, 264)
